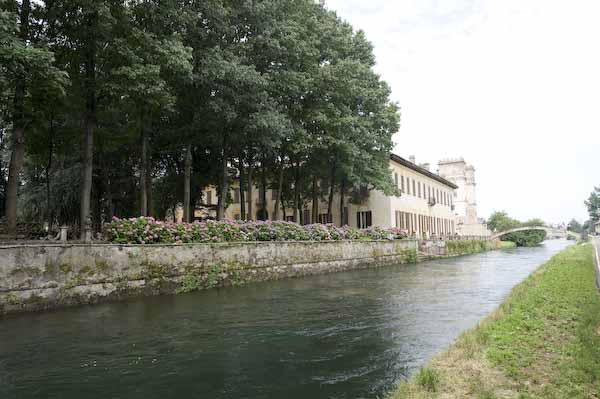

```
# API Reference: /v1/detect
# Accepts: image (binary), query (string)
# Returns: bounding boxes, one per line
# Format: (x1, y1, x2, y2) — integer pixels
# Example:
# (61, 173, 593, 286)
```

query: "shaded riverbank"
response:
(0, 240, 568, 398)
(392, 242, 599, 398)
(0, 239, 498, 315)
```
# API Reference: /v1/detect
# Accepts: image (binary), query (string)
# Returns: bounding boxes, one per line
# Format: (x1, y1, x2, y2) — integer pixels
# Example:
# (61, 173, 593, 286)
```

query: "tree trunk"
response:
(80, 9, 98, 240)
(311, 176, 318, 224)
(280, 180, 287, 220)
(46, 116, 54, 236)
(5, 126, 25, 236)
(293, 163, 300, 223)
(339, 180, 346, 227)
(327, 161, 336, 224)
(146, 169, 153, 217)
(258, 161, 267, 220)
(247, 161, 253, 221)
(273, 156, 284, 220)
(217, 145, 228, 220)
(103, 159, 114, 221)
(140, 111, 148, 216)
(5, 0, 31, 236)
(238, 156, 246, 220)
(183, 144, 192, 223)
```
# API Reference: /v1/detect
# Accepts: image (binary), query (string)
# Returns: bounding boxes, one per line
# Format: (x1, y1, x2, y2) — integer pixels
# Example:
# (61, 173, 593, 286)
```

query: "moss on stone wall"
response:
(0, 241, 421, 315)
(403, 248, 418, 264)
(177, 262, 253, 294)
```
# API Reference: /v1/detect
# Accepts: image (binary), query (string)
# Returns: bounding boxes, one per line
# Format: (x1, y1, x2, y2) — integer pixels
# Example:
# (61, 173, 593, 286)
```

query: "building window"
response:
(412, 180, 416, 197)
(401, 176, 405, 192)
(233, 189, 240, 203)
(428, 186, 431, 200)
(285, 215, 295, 222)
(396, 211, 407, 229)
(342, 207, 349, 225)
(357, 211, 372, 229)
(206, 190, 212, 205)
(394, 173, 398, 189)
(418, 182, 421, 198)
(302, 209, 311, 225)
(406, 177, 410, 195)
(318, 213, 332, 224)
(271, 189, 279, 201)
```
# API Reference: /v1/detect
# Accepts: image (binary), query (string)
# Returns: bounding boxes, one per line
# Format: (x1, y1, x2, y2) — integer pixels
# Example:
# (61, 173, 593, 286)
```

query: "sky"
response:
(325, 0, 600, 224)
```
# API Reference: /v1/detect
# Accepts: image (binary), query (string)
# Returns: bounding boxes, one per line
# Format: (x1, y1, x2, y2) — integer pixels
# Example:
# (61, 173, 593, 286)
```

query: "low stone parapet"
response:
(0, 240, 418, 315)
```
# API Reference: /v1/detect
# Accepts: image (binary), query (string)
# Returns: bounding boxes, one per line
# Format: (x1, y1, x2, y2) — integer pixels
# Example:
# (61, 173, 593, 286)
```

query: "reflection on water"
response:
(0, 240, 570, 399)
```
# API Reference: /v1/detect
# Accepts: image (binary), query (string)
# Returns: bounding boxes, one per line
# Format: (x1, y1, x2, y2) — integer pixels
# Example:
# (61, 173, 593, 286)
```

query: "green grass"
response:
(414, 368, 440, 392)
(389, 243, 600, 398)
(446, 240, 494, 256)
(499, 241, 517, 249)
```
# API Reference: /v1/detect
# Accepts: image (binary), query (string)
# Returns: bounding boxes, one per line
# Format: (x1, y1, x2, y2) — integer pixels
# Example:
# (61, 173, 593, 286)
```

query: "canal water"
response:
(0, 240, 570, 399)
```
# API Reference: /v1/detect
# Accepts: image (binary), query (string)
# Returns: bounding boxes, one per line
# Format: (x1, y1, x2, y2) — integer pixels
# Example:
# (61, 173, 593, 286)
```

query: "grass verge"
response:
(499, 241, 517, 249)
(389, 243, 600, 399)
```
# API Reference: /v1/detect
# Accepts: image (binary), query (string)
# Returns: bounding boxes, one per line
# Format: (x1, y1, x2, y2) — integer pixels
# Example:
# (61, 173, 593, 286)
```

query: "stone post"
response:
(83, 216, 92, 242)
(59, 225, 68, 242)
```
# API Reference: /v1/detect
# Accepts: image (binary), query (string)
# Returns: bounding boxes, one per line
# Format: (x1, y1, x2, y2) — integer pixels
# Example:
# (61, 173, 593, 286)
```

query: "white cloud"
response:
(327, 0, 600, 223)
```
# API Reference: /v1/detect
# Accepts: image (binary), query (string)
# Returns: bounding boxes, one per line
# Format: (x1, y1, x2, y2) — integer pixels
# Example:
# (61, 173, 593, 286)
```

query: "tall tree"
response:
(585, 186, 600, 223)
(0, 4, 66, 235)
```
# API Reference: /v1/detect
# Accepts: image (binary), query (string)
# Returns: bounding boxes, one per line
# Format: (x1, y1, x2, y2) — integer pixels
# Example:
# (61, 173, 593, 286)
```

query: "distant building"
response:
(437, 158, 490, 237)
(186, 154, 458, 237)
(595, 220, 600, 235)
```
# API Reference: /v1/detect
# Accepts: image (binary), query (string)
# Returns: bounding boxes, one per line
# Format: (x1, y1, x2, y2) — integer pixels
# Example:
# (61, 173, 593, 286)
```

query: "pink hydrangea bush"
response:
(103, 217, 408, 244)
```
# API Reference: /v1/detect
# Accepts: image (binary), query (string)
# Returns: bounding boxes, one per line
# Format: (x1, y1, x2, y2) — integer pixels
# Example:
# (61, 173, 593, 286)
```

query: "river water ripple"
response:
(0, 240, 570, 399)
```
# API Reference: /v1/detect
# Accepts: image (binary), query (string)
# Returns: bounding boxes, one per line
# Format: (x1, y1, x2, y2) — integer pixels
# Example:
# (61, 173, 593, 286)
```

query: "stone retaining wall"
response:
(0, 240, 419, 315)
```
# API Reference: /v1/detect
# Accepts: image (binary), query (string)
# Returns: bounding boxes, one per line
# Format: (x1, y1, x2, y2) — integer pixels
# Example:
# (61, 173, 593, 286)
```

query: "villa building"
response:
(188, 154, 458, 237)
(437, 158, 490, 236)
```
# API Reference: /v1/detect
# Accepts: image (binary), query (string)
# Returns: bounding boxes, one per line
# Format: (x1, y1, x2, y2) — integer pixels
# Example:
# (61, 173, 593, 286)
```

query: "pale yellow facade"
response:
(185, 154, 458, 237)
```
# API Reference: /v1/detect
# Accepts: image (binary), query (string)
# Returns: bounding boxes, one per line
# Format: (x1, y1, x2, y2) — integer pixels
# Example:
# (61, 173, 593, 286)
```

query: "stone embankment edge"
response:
(0, 239, 492, 316)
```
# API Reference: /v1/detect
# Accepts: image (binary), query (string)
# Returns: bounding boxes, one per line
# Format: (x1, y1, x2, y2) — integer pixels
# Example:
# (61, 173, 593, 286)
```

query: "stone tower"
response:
(437, 158, 487, 235)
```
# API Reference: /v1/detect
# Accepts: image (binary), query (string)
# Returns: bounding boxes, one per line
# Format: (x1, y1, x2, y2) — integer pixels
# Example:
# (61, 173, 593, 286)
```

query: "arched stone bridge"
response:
(491, 226, 566, 241)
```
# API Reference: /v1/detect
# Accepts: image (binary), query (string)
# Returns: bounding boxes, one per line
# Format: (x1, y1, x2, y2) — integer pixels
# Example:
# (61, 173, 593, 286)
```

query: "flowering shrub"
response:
(103, 217, 408, 244)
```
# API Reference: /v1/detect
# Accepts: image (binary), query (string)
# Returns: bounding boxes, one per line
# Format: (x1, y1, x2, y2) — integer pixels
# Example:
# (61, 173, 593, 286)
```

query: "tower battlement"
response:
(438, 157, 465, 165)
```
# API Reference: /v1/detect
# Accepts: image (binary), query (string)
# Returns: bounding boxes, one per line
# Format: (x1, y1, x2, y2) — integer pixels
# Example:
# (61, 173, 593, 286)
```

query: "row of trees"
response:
(585, 187, 599, 226)
(569, 186, 600, 235)
(487, 211, 547, 247)
(0, 1, 400, 238)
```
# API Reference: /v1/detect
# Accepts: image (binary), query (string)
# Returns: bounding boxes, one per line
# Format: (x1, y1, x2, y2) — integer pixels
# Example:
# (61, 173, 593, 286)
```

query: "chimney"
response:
(409, 155, 416, 164)
(420, 163, 430, 171)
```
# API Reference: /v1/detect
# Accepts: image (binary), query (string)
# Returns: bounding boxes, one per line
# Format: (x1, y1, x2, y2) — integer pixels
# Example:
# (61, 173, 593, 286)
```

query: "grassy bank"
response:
(446, 240, 496, 256)
(499, 241, 517, 249)
(390, 243, 600, 399)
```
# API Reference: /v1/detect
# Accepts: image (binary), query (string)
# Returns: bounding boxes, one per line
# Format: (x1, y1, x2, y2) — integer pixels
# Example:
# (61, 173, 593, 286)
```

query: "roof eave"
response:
(389, 153, 458, 189)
